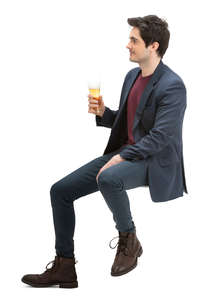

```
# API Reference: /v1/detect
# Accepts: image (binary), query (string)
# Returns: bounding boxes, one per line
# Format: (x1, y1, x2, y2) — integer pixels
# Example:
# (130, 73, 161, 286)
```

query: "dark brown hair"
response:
(127, 15, 170, 58)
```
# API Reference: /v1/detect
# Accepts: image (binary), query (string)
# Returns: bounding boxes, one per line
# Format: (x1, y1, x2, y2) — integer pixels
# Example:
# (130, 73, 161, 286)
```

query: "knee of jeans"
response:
(50, 182, 59, 202)
(50, 182, 71, 205)
(97, 170, 123, 190)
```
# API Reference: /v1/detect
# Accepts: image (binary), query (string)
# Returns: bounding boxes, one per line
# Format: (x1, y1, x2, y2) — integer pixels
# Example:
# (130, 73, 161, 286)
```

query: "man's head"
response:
(126, 15, 170, 64)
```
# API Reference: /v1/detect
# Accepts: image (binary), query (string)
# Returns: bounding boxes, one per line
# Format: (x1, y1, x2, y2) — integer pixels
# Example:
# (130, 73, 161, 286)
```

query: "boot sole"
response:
(21, 277, 78, 288)
(111, 246, 143, 277)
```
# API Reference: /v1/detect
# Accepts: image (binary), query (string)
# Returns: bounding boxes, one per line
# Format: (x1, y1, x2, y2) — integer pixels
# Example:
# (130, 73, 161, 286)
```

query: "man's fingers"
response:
(88, 108, 97, 114)
(96, 173, 100, 182)
(88, 95, 99, 103)
(96, 161, 112, 181)
(88, 103, 99, 108)
(96, 167, 104, 182)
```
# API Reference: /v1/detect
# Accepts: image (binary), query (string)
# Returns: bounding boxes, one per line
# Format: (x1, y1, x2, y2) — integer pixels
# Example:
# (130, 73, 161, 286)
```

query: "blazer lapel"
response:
(132, 59, 165, 133)
(114, 68, 141, 126)
(113, 60, 165, 130)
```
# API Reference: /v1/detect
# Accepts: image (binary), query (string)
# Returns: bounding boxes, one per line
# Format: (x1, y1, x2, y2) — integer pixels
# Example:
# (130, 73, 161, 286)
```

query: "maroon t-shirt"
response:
(120, 72, 152, 149)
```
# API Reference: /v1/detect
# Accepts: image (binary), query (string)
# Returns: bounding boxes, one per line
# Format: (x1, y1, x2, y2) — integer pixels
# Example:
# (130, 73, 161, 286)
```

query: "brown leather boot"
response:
(21, 255, 78, 288)
(109, 230, 143, 276)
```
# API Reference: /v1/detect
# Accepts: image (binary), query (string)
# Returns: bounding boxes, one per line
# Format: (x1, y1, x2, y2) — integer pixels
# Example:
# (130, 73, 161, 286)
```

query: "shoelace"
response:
(109, 235, 129, 255)
(45, 259, 57, 273)
(109, 236, 119, 249)
(45, 257, 78, 272)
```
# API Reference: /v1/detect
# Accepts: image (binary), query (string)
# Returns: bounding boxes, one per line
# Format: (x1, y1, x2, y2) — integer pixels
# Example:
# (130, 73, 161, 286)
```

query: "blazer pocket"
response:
(158, 145, 180, 167)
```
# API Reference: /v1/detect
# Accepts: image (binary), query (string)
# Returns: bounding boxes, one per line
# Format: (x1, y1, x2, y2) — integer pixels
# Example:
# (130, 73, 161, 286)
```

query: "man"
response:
(21, 15, 188, 288)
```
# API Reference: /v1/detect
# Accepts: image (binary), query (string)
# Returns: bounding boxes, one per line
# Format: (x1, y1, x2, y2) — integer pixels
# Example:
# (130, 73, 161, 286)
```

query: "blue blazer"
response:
(96, 60, 188, 202)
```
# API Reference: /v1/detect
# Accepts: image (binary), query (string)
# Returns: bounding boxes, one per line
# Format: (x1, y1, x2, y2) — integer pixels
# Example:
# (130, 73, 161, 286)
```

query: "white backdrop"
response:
(0, 0, 207, 299)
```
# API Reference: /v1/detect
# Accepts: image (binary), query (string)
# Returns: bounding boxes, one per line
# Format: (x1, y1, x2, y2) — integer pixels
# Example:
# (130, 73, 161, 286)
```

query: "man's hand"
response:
(88, 94, 105, 117)
(96, 154, 125, 182)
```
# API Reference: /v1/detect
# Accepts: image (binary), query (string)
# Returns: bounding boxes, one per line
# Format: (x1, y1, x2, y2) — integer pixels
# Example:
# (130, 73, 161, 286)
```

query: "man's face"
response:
(126, 27, 155, 63)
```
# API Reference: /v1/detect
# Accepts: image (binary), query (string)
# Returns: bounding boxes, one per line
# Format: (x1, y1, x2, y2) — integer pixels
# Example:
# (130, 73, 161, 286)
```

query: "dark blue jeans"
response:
(50, 148, 148, 258)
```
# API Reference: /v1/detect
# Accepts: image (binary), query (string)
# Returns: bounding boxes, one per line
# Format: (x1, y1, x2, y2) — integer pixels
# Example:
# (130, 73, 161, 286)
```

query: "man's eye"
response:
(129, 38, 137, 44)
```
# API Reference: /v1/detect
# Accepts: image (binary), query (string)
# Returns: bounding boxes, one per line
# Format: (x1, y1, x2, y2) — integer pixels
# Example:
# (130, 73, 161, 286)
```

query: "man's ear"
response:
(151, 41, 159, 52)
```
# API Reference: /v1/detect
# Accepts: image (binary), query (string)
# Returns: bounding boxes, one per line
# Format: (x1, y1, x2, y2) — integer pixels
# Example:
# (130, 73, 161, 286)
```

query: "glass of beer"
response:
(88, 79, 101, 114)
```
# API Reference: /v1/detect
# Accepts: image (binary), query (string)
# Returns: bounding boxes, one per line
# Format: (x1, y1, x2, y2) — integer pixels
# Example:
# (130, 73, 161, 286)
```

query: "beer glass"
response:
(88, 79, 101, 114)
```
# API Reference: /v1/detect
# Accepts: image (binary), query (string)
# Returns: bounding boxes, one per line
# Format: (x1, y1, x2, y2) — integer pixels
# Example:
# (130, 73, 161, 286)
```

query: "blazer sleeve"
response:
(119, 80, 187, 161)
(95, 107, 118, 129)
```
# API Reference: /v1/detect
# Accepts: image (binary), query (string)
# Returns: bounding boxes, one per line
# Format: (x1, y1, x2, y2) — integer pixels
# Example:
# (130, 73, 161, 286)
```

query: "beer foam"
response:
(88, 80, 100, 89)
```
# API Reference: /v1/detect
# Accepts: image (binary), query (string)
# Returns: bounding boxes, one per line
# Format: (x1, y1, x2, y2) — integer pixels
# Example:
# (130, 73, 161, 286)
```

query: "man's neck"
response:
(139, 57, 161, 77)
